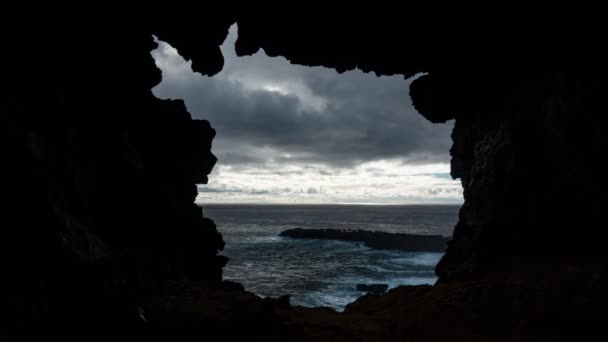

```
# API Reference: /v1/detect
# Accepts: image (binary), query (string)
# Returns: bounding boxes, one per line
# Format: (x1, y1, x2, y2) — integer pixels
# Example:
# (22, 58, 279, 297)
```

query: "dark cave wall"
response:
(2, 6, 608, 338)
(0, 10, 234, 332)
(413, 70, 608, 281)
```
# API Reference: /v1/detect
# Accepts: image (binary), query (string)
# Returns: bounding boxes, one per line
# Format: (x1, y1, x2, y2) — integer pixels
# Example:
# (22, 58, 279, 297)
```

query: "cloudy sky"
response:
(151, 25, 462, 204)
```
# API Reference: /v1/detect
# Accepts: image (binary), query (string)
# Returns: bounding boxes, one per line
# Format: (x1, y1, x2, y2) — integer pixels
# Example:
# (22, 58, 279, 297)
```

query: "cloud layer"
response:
(152, 25, 462, 204)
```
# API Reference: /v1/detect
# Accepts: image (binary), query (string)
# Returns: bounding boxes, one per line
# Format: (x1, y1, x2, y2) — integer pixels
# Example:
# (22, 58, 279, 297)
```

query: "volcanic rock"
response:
(280, 228, 449, 252)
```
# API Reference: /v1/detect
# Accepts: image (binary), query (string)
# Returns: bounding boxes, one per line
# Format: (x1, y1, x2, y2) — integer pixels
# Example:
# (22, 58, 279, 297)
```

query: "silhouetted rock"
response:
(277, 295, 291, 307)
(280, 228, 449, 252)
(221, 280, 246, 291)
(356, 284, 389, 295)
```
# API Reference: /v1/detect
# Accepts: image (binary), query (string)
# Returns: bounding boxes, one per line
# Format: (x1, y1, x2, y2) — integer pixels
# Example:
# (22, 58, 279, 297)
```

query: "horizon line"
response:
(195, 202, 463, 206)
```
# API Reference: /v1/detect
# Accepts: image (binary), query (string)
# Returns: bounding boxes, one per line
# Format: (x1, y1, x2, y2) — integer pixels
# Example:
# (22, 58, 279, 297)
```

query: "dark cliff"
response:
(2, 5, 608, 340)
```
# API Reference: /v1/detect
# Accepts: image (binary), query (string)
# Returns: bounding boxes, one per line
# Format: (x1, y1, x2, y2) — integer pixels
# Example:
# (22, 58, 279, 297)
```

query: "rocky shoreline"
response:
(279, 228, 449, 252)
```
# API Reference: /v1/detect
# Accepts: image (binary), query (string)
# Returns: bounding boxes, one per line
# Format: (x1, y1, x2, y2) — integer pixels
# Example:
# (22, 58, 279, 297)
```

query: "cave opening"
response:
(151, 24, 462, 310)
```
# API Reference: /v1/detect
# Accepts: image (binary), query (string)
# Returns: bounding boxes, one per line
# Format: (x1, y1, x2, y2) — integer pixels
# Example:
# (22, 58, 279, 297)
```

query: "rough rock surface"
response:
(2, 5, 608, 340)
(1, 7, 235, 336)
(280, 228, 448, 252)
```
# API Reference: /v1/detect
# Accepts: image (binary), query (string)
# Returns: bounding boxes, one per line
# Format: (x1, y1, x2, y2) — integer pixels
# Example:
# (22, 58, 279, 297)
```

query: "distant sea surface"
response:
(202, 204, 459, 311)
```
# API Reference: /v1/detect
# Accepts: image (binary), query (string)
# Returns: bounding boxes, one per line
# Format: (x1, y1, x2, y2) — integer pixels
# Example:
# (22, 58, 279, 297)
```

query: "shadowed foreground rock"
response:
(280, 228, 449, 252)
(356, 284, 389, 295)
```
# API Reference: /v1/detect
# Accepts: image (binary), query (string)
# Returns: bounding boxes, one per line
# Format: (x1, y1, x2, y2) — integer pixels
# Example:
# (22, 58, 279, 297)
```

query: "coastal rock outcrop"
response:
(280, 228, 449, 252)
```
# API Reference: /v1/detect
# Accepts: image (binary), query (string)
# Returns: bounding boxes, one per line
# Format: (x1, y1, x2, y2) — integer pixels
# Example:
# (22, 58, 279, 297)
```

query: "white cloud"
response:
(152, 25, 463, 204)
(196, 159, 462, 204)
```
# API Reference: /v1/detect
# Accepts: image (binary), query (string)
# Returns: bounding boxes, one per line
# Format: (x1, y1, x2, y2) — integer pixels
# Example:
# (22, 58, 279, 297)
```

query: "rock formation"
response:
(280, 228, 448, 252)
(2, 5, 608, 340)
(356, 284, 389, 295)
(1, 7, 236, 336)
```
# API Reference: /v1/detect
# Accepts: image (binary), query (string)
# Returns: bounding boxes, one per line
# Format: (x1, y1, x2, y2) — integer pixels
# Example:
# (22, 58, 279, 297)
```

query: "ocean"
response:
(202, 204, 459, 311)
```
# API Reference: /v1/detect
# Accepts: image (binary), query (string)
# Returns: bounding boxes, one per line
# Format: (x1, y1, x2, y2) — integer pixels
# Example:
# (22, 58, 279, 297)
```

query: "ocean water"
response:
(202, 204, 459, 311)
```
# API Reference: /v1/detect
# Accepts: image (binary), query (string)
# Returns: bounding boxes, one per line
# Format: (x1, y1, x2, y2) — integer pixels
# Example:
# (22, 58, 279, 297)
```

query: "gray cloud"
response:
(152, 25, 453, 170)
